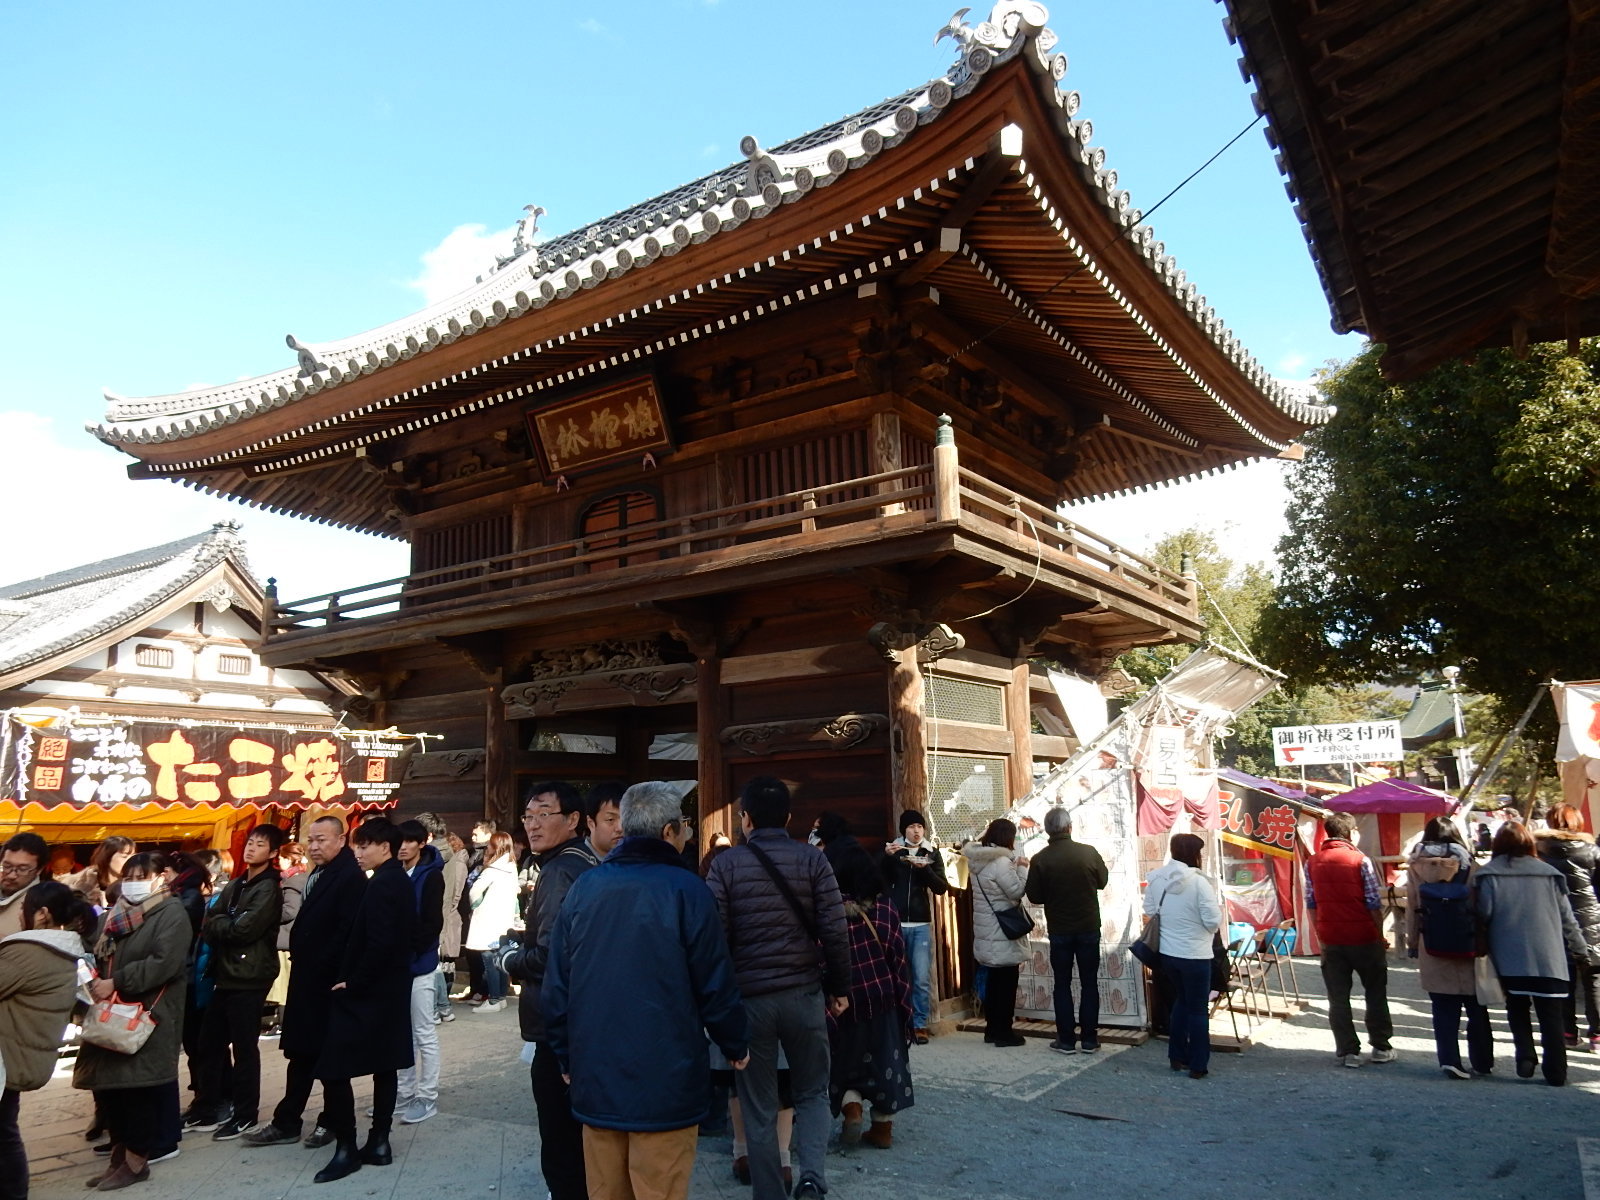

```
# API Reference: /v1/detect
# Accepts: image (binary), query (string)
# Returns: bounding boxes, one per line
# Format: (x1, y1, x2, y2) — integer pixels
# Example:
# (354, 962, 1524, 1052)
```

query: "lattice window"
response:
(217, 654, 252, 676)
(737, 430, 870, 518)
(926, 674, 1006, 727)
(134, 645, 174, 669)
(412, 515, 513, 580)
(927, 752, 1008, 842)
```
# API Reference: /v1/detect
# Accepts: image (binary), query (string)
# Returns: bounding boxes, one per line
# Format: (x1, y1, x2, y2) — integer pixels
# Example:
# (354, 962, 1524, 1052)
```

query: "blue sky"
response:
(0, 1, 1358, 598)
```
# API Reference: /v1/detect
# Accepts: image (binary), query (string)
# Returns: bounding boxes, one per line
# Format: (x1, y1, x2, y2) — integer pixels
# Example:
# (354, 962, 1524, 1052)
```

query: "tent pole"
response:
(1461, 687, 1547, 812)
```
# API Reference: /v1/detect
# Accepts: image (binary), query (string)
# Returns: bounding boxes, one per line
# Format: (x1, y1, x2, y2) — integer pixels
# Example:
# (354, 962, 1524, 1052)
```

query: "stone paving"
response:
(21, 958, 1600, 1199)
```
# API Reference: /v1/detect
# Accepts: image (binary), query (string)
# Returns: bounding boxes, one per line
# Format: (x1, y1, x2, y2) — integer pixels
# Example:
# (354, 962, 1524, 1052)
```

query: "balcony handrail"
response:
(269, 450, 1197, 634)
(271, 467, 936, 628)
(954, 467, 1193, 602)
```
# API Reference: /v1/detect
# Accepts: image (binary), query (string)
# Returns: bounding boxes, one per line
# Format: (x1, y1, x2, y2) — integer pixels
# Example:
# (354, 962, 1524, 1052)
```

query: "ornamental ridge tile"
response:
(90, 2, 1325, 452)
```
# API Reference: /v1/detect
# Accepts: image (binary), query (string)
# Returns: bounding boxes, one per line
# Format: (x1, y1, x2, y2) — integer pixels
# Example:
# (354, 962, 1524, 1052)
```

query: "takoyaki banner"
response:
(0, 713, 415, 811)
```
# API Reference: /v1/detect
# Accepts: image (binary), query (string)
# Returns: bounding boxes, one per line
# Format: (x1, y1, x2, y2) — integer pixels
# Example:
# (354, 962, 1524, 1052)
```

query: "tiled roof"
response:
(90, 1, 1325, 450)
(0, 522, 258, 680)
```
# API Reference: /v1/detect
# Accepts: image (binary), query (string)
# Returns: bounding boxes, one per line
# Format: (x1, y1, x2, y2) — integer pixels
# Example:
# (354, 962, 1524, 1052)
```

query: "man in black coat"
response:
(502, 781, 598, 1200)
(312, 817, 418, 1183)
(243, 815, 365, 1150)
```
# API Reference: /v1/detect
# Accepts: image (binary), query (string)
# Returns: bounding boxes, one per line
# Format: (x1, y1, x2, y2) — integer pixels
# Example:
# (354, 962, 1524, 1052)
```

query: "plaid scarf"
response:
(98, 890, 166, 952)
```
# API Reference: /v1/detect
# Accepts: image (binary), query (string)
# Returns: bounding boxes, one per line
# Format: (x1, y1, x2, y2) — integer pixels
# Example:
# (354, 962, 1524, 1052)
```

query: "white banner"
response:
(1271, 720, 1403, 766)
(1555, 683, 1600, 762)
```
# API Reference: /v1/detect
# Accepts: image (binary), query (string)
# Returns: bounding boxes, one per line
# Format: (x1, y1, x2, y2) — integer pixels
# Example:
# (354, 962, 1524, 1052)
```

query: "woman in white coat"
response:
(1143, 833, 1222, 1079)
(464, 832, 519, 1013)
(963, 818, 1031, 1047)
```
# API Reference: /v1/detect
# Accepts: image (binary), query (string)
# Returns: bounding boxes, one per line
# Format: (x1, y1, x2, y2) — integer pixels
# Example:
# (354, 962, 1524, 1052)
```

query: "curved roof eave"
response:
(91, 2, 1328, 453)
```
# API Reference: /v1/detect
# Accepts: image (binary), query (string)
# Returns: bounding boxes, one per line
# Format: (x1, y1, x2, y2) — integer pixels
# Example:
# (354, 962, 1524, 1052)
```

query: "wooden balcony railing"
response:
(265, 421, 1196, 636)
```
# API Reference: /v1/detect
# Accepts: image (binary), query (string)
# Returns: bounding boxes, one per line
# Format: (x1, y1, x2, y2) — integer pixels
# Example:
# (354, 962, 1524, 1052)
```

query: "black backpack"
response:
(1418, 862, 1476, 959)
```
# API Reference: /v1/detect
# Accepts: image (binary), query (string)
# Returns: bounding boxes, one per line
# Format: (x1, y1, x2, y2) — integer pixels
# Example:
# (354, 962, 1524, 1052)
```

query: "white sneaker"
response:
(1370, 1048, 1398, 1064)
(148, 1148, 181, 1164)
(1339, 1053, 1364, 1068)
(439, 1010, 456, 1023)
(473, 998, 507, 1013)
(400, 1099, 438, 1125)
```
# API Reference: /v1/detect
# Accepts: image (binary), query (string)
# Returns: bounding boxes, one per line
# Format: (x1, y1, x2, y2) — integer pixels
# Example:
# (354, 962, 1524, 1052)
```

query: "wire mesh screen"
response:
(926, 673, 1006, 727)
(927, 752, 1008, 842)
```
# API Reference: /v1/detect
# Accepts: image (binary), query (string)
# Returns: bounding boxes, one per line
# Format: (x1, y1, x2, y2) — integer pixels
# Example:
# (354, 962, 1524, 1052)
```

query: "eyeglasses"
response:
(0, 862, 38, 877)
(524, 809, 565, 821)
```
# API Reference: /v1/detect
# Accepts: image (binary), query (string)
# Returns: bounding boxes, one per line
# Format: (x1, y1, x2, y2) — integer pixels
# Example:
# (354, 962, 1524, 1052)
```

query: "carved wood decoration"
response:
(720, 712, 889, 757)
(502, 662, 699, 718)
(404, 748, 487, 780)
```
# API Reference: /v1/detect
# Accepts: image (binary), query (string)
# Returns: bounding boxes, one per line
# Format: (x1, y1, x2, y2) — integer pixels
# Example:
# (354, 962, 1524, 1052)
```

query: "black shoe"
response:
(92, 1141, 113, 1155)
(242, 1122, 301, 1147)
(84, 1123, 105, 1142)
(1516, 1057, 1537, 1079)
(303, 1125, 334, 1149)
(360, 1134, 393, 1166)
(184, 1103, 232, 1133)
(213, 1117, 255, 1141)
(793, 1178, 826, 1199)
(1189, 1069, 1209, 1079)
(313, 1137, 363, 1184)
(992, 1033, 1027, 1047)
(1169, 1060, 1187, 1072)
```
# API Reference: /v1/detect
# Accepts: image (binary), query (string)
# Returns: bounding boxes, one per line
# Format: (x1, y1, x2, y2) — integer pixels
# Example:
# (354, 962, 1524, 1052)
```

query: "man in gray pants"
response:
(707, 777, 851, 1200)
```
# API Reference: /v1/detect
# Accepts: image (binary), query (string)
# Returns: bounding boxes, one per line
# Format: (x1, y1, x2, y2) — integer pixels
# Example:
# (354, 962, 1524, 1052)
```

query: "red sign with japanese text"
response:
(1218, 787, 1298, 859)
(0, 717, 414, 811)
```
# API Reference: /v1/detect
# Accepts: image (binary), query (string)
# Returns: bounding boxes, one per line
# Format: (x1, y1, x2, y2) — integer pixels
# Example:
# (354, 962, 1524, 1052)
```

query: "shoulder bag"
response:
(1129, 878, 1168, 967)
(977, 865, 1035, 940)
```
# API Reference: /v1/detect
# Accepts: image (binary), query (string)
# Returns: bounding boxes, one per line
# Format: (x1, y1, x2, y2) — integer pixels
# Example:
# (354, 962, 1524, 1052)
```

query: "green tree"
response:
(1113, 528, 1398, 774)
(1259, 339, 1600, 735)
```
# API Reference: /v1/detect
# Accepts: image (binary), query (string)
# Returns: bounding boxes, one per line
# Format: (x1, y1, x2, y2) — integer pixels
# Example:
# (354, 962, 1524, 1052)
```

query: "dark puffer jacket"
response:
(205, 865, 283, 989)
(1536, 829, 1600, 963)
(705, 828, 850, 999)
(503, 837, 599, 1043)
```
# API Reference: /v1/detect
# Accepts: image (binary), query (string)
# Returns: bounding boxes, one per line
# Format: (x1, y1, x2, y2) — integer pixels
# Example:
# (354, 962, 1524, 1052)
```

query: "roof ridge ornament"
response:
(936, 2, 1052, 68)
(498, 204, 548, 270)
(285, 334, 326, 377)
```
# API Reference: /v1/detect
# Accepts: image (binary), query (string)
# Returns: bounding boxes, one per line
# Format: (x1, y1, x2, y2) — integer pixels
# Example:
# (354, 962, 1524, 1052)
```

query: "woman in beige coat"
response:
(1, 881, 94, 1198)
(1405, 818, 1492, 1079)
(961, 819, 1031, 1047)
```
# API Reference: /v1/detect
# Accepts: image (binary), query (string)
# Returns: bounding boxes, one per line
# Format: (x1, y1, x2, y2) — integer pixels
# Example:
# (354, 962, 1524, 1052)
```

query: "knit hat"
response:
(899, 810, 927, 834)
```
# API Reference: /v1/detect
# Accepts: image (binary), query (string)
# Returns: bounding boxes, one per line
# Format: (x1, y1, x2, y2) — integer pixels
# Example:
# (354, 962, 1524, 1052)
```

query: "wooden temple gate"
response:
(94, 4, 1326, 1016)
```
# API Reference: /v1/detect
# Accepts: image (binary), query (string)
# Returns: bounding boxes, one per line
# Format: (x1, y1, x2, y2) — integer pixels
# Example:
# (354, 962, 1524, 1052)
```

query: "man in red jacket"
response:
(1306, 811, 1395, 1068)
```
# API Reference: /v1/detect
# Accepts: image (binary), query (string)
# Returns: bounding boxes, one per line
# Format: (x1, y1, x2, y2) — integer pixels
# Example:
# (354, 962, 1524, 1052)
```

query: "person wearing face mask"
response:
(73, 852, 194, 1192)
(0, 880, 96, 1200)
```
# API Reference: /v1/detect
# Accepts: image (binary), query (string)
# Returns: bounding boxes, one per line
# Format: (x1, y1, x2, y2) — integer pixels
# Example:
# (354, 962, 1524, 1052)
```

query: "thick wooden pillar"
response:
(697, 655, 732, 844)
(483, 675, 514, 830)
(1005, 660, 1034, 804)
(888, 648, 928, 821)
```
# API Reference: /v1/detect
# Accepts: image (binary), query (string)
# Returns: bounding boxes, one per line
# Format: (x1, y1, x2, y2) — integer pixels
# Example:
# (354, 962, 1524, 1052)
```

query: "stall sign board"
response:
(1218, 787, 1298, 858)
(1272, 720, 1403, 766)
(1, 716, 414, 810)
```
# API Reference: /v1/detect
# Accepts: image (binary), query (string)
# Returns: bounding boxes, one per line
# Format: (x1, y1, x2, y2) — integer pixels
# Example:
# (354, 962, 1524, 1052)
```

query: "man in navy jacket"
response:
(544, 782, 748, 1200)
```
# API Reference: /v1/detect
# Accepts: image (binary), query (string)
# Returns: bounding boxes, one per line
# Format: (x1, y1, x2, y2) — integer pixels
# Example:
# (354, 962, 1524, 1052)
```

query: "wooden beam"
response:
(888, 649, 928, 817)
(697, 654, 732, 846)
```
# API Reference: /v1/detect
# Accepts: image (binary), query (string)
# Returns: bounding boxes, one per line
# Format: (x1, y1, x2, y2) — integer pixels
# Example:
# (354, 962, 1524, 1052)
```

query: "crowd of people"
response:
(4, 788, 1599, 1200)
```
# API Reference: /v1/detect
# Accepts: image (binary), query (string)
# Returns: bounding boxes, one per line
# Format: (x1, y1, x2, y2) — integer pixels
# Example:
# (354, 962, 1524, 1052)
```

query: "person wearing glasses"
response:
(503, 781, 599, 1200)
(0, 833, 49, 939)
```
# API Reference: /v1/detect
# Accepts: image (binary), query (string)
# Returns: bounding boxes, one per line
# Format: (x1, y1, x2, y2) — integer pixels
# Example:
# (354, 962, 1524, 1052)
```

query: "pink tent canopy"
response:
(1334, 778, 1457, 815)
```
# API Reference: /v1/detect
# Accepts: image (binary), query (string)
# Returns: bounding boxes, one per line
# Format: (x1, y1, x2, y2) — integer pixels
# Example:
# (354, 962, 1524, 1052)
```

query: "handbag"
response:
(977, 868, 1035, 941)
(1474, 955, 1505, 1008)
(1129, 913, 1161, 968)
(80, 987, 165, 1055)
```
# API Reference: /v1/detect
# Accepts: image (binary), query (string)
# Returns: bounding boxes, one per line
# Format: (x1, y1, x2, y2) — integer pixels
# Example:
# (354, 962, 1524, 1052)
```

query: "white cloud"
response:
(578, 17, 607, 35)
(1277, 351, 1307, 375)
(699, 143, 721, 159)
(405, 222, 516, 307)
(4, 412, 407, 604)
